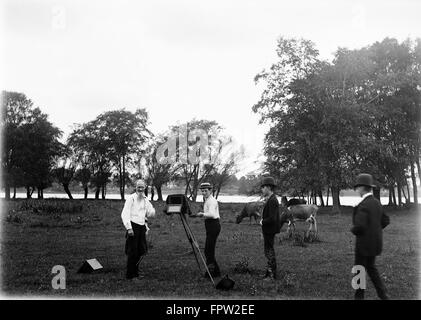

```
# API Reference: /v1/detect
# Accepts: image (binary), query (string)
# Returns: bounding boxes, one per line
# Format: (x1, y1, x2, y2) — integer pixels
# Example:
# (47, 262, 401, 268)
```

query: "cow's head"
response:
(279, 207, 292, 230)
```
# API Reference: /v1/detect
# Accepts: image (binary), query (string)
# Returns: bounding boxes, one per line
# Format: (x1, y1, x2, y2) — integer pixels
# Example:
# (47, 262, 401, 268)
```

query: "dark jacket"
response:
(351, 195, 390, 256)
(262, 193, 280, 234)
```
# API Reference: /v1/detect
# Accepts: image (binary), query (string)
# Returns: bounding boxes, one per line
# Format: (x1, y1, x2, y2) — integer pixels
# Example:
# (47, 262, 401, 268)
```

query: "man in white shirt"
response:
(121, 179, 156, 279)
(196, 182, 221, 278)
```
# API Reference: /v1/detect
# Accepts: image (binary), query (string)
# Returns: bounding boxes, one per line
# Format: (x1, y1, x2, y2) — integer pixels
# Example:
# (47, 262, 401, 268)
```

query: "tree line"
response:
(253, 37, 421, 212)
(1, 93, 242, 202)
(2, 36, 420, 211)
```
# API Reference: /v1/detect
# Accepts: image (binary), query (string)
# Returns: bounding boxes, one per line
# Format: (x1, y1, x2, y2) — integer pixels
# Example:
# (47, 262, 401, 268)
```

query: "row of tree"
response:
(253, 37, 421, 212)
(2, 36, 420, 210)
(1, 92, 243, 201)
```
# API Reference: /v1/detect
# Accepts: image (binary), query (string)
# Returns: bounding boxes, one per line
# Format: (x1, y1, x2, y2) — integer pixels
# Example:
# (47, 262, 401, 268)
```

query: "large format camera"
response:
(164, 194, 192, 216)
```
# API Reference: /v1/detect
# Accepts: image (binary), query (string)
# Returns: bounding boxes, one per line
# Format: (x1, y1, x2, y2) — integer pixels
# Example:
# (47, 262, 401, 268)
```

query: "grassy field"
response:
(0, 198, 419, 299)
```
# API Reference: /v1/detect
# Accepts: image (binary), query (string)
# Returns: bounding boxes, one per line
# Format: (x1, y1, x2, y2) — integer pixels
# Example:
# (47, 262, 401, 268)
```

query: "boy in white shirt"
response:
(196, 182, 221, 278)
(121, 180, 156, 279)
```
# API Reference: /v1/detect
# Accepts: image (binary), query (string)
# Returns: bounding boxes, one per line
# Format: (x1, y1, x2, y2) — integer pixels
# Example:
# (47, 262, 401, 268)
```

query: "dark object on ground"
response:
(215, 275, 235, 290)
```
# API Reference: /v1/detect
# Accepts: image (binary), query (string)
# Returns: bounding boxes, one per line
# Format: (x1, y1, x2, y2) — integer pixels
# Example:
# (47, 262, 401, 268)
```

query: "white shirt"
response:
(355, 192, 373, 207)
(202, 195, 220, 219)
(121, 193, 156, 230)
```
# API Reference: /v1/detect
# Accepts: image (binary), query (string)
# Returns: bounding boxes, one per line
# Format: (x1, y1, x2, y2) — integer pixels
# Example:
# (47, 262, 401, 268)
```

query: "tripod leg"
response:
(180, 214, 201, 271)
(180, 214, 215, 287)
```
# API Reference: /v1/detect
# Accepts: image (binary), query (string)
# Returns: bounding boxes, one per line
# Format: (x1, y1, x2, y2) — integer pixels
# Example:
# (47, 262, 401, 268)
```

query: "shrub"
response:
(19, 200, 84, 214)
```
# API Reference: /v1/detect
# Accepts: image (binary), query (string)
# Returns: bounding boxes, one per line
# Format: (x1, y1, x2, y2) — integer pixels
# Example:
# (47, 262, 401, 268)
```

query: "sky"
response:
(1, 0, 420, 176)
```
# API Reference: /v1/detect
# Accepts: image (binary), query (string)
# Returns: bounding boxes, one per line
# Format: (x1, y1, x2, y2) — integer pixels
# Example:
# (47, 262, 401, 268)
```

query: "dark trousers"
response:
(125, 222, 147, 279)
(354, 254, 388, 300)
(263, 233, 277, 277)
(204, 219, 221, 276)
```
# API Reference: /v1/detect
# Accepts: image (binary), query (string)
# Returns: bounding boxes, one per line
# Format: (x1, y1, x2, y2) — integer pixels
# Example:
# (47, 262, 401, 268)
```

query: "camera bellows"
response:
(77, 258, 103, 273)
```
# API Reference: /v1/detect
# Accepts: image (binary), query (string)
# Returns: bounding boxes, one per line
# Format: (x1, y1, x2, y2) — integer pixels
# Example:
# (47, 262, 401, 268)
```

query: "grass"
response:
(0, 198, 419, 299)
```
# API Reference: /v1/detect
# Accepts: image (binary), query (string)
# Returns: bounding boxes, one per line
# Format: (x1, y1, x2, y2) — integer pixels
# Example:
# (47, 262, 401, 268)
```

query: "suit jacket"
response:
(262, 193, 280, 234)
(351, 195, 390, 256)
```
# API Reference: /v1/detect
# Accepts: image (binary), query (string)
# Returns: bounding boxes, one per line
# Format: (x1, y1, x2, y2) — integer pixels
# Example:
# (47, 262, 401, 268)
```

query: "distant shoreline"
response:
(2, 192, 420, 206)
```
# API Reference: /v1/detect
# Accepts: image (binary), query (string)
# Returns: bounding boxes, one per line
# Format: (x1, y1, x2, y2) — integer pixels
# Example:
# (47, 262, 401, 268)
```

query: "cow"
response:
(236, 201, 264, 224)
(279, 202, 318, 238)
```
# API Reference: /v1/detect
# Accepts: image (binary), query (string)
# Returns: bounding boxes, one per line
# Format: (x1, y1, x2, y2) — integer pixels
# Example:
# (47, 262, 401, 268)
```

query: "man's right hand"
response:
(127, 229, 134, 236)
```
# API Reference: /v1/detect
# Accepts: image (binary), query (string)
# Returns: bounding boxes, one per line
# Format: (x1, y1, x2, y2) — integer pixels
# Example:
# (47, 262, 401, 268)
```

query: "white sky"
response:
(1, 0, 420, 176)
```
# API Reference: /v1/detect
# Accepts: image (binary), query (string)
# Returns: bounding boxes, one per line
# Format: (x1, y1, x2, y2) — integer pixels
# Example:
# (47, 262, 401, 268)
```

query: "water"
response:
(1, 192, 416, 206)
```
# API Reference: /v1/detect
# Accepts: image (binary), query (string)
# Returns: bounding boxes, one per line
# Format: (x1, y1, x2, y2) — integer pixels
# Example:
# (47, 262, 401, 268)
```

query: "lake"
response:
(1, 192, 417, 206)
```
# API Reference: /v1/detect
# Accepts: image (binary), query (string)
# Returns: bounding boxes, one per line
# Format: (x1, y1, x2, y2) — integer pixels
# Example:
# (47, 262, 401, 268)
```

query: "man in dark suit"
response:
(260, 176, 280, 281)
(351, 173, 390, 300)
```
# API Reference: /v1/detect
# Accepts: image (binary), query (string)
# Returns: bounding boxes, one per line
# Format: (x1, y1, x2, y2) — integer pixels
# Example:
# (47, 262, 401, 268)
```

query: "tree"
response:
(237, 175, 261, 196)
(355, 38, 421, 206)
(20, 109, 62, 198)
(207, 138, 244, 199)
(1, 91, 36, 198)
(253, 36, 421, 212)
(169, 119, 222, 202)
(95, 109, 151, 200)
(1, 91, 62, 199)
(74, 168, 91, 199)
(145, 135, 178, 201)
(68, 120, 112, 199)
(51, 144, 77, 199)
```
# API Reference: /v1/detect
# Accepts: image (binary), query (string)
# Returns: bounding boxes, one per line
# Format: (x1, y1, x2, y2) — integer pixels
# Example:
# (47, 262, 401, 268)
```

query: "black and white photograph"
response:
(0, 0, 420, 305)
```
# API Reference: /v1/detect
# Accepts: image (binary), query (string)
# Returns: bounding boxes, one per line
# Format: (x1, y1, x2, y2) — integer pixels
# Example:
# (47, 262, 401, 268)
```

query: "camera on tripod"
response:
(162, 193, 235, 290)
(164, 194, 192, 216)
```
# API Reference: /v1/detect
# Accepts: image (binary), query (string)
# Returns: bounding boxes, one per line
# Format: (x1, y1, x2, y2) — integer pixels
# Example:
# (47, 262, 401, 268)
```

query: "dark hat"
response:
(354, 173, 376, 188)
(261, 176, 276, 188)
(199, 182, 213, 190)
(216, 275, 235, 290)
